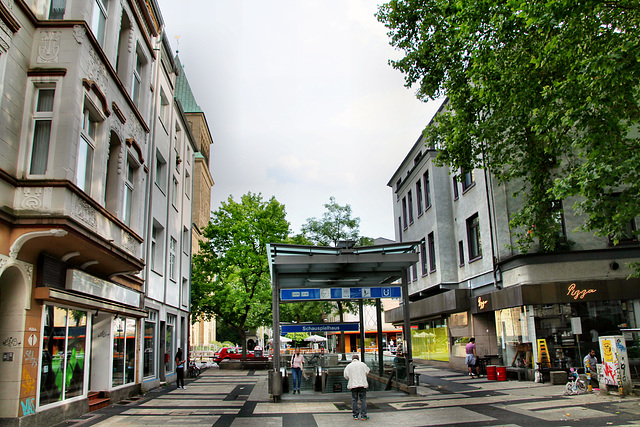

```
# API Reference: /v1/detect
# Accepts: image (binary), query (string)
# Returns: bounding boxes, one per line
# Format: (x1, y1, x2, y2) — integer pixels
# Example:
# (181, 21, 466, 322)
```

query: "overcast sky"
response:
(157, 0, 443, 240)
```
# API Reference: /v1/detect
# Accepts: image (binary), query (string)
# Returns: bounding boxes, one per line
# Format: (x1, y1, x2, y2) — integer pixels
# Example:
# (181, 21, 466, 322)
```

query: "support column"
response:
(376, 298, 383, 376)
(359, 299, 365, 363)
(401, 270, 414, 386)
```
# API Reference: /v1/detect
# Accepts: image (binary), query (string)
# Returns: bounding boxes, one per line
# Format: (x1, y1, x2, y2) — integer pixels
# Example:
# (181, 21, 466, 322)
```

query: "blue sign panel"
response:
(280, 286, 401, 301)
(281, 323, 360, 333)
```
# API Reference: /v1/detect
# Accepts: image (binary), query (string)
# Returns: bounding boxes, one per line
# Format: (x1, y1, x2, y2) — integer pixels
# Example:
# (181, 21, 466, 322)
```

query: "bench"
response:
(505, 367, 528, 381)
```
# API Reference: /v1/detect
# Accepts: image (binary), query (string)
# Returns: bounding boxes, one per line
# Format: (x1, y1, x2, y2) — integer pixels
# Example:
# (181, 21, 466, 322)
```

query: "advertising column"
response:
(598, 335, 633, 395)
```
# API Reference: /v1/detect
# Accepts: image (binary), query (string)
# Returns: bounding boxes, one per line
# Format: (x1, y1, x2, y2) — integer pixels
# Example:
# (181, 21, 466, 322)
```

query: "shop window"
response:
(144, 311, 157, 377)
(466, 213, 482, 261)
(112, 316, 136, 386)
(411, 319, 449, 362)
(416, 180, 423, 216)
(496, 307, 532, 368)
(166, 315, 176, 372)
(40, 306, 87, 407)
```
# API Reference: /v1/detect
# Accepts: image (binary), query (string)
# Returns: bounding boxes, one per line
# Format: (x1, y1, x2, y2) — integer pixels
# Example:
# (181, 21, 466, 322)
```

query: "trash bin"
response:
(496, 366, 507, 381)
(486, 365, 497, 381)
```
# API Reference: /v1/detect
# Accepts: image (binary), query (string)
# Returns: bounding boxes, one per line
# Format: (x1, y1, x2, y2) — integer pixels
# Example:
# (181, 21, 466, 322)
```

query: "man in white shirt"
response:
(344, 354, 370, 420)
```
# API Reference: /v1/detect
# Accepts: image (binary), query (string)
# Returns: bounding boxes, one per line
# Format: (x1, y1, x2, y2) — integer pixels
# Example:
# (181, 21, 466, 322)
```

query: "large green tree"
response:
(191, 192, 290, 357)
(377, 0, 640, 260)
(301, 197, 374, 247)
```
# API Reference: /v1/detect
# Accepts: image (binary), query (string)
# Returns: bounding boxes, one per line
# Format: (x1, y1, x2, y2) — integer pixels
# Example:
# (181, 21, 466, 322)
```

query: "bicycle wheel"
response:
(577, 380, 587, 393)
(565, 382, 574, 395)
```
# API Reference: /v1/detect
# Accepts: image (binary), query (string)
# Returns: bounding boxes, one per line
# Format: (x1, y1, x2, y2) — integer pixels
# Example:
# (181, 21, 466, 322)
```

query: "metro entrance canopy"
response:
(267, 242, 420, 399)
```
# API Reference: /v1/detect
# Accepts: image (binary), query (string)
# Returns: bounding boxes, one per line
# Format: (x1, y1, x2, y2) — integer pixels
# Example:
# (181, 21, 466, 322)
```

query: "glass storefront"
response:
(412, 319, 449, 362)
(496, 306, 533, 368)
(165, 314, 175, 372)
(144, 311, 156, 377)
(112, 317, 136, 387)
(40, 305, 87, 406)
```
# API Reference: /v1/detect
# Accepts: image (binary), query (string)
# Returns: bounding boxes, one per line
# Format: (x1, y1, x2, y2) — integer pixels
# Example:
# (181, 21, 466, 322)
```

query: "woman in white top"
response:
(290, 349, 304, 394)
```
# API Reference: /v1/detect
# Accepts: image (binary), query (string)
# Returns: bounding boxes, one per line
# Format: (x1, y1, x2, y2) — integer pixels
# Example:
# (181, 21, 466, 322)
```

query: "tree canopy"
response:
(377, 0, 640, 257)
(301, 197, 374, 247)
(191, 192, 290, 353)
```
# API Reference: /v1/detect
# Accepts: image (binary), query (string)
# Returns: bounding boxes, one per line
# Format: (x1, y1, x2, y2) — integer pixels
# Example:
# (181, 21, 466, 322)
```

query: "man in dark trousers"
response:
(344, 354, 370, 421)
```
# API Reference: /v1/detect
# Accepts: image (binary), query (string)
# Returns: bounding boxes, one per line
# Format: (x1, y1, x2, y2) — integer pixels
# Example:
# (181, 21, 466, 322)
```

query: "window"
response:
(461, 169, 475, 192)
(49, 0, 66, 19)
(402, 197, 408, 229)
(112, 316, 136, 386)
(143, 311, 157, 377)
(395, 180, 401, 200)
(423, 171, 432, 209)
(453, 176, 459, 200)
(398, 217, 403, 242)
(182, 226, 189, 255)
(92, 0, 108, 47)
(411, 262, 418, 281)
(150, 223, 163, 272)
(466, 213, 482, 260)
(550, 200, 566, 243)
(132, 45, 143, 107)
(428, 232, 436, 272)
(420, 241, 427, 276)
(77, 105, 98, 194)
(169, 237, 177, 281)
(185, 170, 191, 200)
(155, 150, 166, 192)
(40, 306, 87, 407)
(408, 190, 414, 224)
(458, 241, 465, 266)
(159, 90, 169, 129)
(416, 180, 423, 216)
(172, 176, 179, 207)
(123, 155, 137, 226)
(30, 88, 55, 175)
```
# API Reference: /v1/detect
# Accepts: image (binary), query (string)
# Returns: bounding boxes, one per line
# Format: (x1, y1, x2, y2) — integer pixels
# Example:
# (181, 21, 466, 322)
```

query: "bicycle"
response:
(187, 360, 201, 378)
(564, 368, 587, 395)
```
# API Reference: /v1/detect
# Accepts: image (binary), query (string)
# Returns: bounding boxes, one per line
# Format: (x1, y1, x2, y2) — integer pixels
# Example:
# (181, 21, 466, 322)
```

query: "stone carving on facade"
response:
(121, 231, 137, 256)
(0, 255, 33, 285)
(18, 187, 52, 211)
(73, 25, 85, 44)
(37, 31, 62, 63)
(1, 0, 13, 10)
(72, 197, 98, 230)
(87, 47, 108, 97)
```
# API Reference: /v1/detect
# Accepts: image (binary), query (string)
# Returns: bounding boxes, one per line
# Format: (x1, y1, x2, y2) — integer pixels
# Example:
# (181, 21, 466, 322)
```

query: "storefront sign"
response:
(477, 296, 489, 310)
(280, 286, 401, 301)
(66, 269, 141, 308)
(566, 283, 597, 300)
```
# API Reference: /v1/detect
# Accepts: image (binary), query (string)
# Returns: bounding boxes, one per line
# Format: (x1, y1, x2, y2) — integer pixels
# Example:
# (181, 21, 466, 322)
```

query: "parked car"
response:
(213, 347, 254, 363)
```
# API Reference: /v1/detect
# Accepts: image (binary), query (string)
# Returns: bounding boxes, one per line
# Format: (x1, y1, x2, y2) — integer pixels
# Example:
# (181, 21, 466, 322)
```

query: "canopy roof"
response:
(267, 242, 420, 289)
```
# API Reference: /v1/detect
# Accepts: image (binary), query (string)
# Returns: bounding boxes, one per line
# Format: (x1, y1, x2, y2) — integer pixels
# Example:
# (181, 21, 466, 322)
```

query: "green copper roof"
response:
(174, 55, 203, 113)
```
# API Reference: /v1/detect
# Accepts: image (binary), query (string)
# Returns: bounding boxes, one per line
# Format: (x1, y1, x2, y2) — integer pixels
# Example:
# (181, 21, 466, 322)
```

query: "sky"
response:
(157, 0, 443, 240)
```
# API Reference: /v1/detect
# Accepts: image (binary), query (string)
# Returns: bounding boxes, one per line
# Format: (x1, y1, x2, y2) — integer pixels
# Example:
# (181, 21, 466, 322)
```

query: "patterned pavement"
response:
(54, 365, 640, 426)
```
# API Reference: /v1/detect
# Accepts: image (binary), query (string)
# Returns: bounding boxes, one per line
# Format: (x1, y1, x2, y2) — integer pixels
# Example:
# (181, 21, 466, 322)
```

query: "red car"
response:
(213, 347, 254, 363)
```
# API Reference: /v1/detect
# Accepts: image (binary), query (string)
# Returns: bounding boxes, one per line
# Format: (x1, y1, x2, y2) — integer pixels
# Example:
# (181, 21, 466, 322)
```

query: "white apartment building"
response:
(386, 107, 640, 376)
(0, 0, 199, 423)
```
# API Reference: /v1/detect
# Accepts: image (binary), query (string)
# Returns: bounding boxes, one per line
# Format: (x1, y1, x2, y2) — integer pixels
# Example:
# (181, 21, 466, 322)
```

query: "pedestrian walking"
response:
(344, 354, 370, 421)
(290, 348, 304, 394)
(465, 338, 481, 378)
(175, 348, 186, 389)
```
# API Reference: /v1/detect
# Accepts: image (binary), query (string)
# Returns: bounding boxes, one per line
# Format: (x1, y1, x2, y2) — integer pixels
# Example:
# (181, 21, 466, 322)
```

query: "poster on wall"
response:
(598, 335, 633, 395)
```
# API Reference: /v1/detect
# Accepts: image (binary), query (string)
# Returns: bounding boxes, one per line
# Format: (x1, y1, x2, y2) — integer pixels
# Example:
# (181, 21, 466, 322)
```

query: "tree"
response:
(377, 1, 640, 261)
(301, 197, 373, 247)
(191, 192, 290, 357)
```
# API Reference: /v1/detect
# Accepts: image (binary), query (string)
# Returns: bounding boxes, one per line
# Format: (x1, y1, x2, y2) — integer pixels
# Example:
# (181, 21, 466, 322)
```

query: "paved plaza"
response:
(55, 365, 640, 426)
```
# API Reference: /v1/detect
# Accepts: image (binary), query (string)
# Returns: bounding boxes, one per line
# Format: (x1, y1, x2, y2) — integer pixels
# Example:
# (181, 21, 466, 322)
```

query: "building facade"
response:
(386, 107, 640, 376)
(0, 0, 202, 423)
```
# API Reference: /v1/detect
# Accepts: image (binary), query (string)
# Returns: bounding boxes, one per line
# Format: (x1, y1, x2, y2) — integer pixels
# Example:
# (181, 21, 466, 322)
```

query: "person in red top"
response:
(465, 338, 481, 378)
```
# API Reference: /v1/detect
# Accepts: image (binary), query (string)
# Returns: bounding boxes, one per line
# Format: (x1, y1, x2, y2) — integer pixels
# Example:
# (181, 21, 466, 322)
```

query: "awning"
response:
(34, 287, 148, 318)
(386, 289, 470, 324)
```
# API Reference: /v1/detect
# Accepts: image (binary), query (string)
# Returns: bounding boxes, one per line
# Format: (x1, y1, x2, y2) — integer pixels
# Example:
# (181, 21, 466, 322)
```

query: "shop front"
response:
(474, 279, 640, 378)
